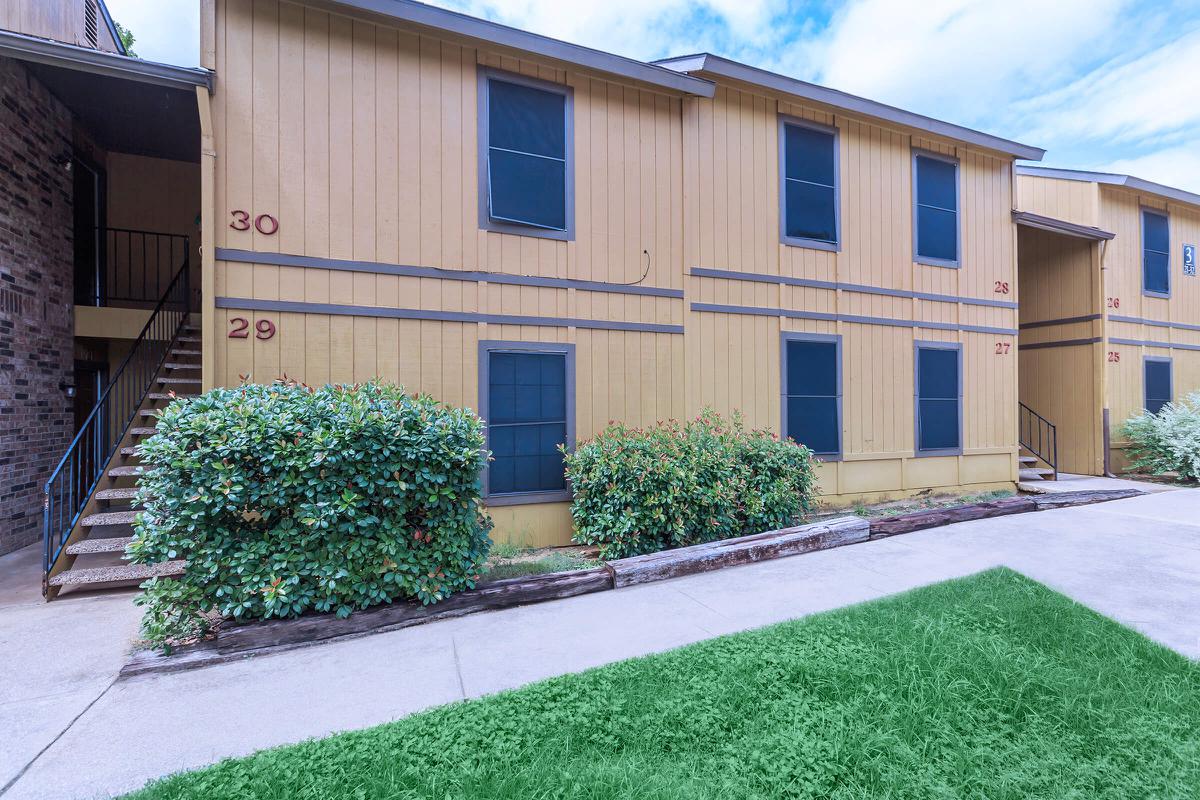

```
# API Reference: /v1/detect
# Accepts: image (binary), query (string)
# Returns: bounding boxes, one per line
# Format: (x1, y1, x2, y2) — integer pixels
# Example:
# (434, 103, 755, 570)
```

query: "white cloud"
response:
(1105, 145, 1200, 196)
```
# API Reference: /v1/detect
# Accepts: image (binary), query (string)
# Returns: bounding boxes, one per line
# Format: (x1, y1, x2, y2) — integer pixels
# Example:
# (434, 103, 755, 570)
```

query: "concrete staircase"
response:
(46, 327, 201, 596)
(1018, 452, 1057, 483)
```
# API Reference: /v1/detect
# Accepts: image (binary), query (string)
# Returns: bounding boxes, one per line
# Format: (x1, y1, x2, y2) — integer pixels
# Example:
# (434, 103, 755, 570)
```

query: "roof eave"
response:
(656, 53, 1045, 161)
(1016, 165, 1200, 209)
(305, 0, 716, 97)
(0, 29, 212, 91)
(1012, 211, 1115, 241)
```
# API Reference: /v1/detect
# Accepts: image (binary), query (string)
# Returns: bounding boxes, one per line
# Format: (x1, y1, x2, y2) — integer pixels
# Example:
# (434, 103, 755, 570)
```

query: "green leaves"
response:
(564, 410, 818, 559)
(1120, 392, 1200, 482)
(130, 380, 493, 649)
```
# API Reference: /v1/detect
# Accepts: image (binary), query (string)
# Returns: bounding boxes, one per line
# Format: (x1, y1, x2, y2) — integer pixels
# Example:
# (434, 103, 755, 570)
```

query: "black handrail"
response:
(1018, 402, 1058, 480)
(43, 245, 191, 592)
(76, 227, 192, 307)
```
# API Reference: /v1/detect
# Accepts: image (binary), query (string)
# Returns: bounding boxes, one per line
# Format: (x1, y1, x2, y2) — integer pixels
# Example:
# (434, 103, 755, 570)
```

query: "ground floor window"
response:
(781, 332, 841, 458)
(915, 341, 962, 455)
(479, 341, 575, 504)
(1144, 357, 1172, 414)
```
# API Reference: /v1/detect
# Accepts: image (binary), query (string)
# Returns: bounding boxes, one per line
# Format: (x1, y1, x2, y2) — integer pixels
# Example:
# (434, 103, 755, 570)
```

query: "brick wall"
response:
(0, 56, 74, 556)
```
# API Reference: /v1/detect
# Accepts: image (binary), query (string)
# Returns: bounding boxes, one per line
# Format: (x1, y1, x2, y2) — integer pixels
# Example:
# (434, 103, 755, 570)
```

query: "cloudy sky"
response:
(105, 0, 1200, 191)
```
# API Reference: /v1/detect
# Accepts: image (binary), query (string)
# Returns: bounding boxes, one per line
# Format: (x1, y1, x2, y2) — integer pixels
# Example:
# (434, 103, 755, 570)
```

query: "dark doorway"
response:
(72, 359, 109, 501)
(73, 156, 106, 306)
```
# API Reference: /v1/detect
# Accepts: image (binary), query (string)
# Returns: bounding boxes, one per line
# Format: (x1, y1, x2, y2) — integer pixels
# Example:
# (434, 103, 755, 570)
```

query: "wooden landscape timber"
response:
(121, 488, 1145, 679)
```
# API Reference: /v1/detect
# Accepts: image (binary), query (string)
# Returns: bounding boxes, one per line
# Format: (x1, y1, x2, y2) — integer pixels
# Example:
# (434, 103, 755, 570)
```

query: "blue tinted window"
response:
(487, 78, 568, 231)
(1143, 210, 1170, 295)
(488, 351, 568, 494)
(782, 123, 838, 244)
(1145, 360, 1172, 414)
(917, 346, 960, 452)
(915, 155, 958, 263)
(784, 339, 839, 455)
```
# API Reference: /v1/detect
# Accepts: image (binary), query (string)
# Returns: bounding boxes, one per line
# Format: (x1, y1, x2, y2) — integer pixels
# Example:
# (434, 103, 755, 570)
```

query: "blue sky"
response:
(106, 0, 1200, 192)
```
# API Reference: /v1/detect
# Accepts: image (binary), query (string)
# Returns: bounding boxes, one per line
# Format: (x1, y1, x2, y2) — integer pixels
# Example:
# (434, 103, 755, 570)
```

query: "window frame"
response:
(911, 149, 961, 269)
(778, 116, 841, 252)
(779, 331, 843, 460)
(478, 340, 576, 506)
(1141, 206, 1171, 299)
(913, 340, 963, 457)
(477, 67, 575, 241)
(1143, 355, 1173, 414)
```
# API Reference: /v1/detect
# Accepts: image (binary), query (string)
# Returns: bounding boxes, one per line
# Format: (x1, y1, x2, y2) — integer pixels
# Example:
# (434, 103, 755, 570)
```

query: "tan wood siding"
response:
(0, 0, 121, 52)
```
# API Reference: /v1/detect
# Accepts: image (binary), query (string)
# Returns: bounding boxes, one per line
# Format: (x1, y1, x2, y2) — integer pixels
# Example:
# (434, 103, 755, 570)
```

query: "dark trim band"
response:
(1012, 211, 1115, 241)
(690, 302, 1018, 336)
(217, 248, 684, 299)
(1018, 337, 1102, 351)
(1109, 337, 1200, 353)
(689, 267, 1018, 309)
(1018, 314, 1101, 330)
(1109, 314, 1200, 334)
(215, 297, 684, 335)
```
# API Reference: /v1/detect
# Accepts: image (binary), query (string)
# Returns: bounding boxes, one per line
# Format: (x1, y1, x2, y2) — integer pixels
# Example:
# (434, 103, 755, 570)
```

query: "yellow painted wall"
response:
(681, 86, 1019, 502)
(1100, 186, 1200, 468)
(210, 0, 1023, 544)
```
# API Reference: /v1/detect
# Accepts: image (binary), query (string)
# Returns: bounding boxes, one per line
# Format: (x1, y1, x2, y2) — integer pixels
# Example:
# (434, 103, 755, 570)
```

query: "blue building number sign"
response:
(1185, 243, 1197, 277)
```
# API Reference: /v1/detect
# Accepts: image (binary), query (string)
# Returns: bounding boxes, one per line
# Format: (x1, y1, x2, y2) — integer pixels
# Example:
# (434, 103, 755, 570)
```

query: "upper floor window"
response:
(1142, 208, 1170, 297)
(915, 342, 962, 455)
(782, 333, 841, 457)
(479, 71, 573, 240)
(1144, 357, 1172, 415)
(913, 152, 959, 267)
(480, 341, 575, 504)
(780, 119, 839, 249)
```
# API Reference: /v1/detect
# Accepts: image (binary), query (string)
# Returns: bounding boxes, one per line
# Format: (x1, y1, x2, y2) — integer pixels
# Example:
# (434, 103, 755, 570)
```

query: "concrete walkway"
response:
(3, 489, 1198, 800)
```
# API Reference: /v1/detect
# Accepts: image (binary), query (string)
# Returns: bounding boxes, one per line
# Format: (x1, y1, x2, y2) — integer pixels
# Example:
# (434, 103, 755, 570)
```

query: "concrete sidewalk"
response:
(3, 489, 1198, 799)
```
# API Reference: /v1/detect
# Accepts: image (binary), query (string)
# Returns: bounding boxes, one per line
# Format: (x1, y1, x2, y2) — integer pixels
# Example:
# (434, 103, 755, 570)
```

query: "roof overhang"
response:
(1016, 165, 1200, 209)
(0, 29, 212, 92)
(655, 53, 1045, 161)
(302, 0, 715, 97)
(1012, 211, 1114, 241)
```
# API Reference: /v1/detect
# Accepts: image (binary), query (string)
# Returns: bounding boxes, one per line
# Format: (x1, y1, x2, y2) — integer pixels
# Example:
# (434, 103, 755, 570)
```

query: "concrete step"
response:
(157, 377, 201, 386)
(48, 560, 186, 587)
(147, 392, 195, 401)
(81, 510, 140, 527)
(1018, 456, 1038, 466)
(163, 362, 200, 370)
(65, 536, 134, 555)
(138, 409, 161, 419)
(177, 336, 201, 343)
(171, 349, 201, 357)
(94, 487, 140, 503)
(129, 427, 158, 437)
(1019, 468, 1056, 481)
(119, 446, 142, 457)
(108, 465, 144, 478)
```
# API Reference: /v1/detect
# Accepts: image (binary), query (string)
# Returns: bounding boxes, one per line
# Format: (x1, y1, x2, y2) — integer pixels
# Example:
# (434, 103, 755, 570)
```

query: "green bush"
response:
(1120, 392, 1200, 481)
(564, 410, 818, 559)
(129, 380, 492, 648)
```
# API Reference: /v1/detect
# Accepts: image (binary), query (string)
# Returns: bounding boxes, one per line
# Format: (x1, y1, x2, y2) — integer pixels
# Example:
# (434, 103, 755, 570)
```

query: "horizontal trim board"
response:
(1018, 314, 1101, 330)
(308, 0, 714, 96)
(690, 302, 1018, 336)
(1108, 337, 1200, 352)
(655, 54, 1044, 160)
(1012, 210, 1114, 241)
(1109, 314, 1200, 334)
(689, 267, 1018, 309)
(1017, 337, 1101, 351)
(215, 297, 685, 335)
(217, 249, 684, 299)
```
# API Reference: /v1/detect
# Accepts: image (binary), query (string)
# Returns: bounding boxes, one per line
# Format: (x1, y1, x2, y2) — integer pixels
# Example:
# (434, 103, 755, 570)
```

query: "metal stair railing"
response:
(42, 247, 191, 594)
(1018, 401, 1058, 481)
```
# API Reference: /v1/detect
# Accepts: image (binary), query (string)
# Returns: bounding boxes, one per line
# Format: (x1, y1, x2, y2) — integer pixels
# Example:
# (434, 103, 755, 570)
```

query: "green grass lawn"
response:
(124, 569, 1200, 799)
